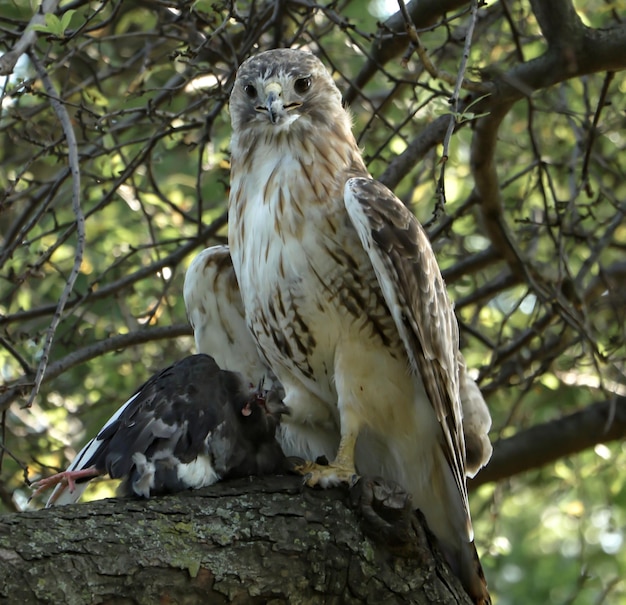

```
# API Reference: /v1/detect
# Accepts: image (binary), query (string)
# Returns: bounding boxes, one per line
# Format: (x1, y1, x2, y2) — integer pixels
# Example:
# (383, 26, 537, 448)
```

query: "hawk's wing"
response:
(184, 245, 279, 392)
(186, 244, 490, 477)
(458, 352, 492, 477)
(344, 177, 469, 521)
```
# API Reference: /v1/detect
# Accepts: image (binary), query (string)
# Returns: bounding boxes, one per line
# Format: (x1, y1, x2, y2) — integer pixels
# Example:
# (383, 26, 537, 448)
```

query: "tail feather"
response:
(419, 447, 491, 604)
(458, 539, 491, 605)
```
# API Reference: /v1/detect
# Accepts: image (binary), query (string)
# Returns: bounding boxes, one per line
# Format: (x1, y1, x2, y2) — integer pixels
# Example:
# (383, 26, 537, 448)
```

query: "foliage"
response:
(1, 1, 625, 603)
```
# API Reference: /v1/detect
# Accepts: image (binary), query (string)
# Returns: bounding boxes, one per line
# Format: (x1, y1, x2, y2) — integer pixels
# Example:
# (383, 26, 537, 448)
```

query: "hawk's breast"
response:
(229, 140, 403, 405)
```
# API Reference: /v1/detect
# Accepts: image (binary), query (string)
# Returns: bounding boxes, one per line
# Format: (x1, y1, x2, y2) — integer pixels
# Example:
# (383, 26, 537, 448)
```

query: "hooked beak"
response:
(255, 81, 302, 125)
(264, 82, 283, 124)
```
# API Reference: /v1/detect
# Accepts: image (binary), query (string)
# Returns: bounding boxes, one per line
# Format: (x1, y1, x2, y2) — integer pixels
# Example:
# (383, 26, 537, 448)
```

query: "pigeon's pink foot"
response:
(31, 467, 100, 503)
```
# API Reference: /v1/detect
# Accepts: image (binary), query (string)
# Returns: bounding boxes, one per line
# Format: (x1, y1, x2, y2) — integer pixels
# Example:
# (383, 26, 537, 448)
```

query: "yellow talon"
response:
(294, 459, 359, 488)
(292, 428, 360, 487)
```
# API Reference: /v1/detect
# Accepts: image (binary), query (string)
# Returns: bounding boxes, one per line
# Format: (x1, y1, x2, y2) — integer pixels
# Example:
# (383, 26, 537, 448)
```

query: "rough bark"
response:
(0, 476, 472, 605)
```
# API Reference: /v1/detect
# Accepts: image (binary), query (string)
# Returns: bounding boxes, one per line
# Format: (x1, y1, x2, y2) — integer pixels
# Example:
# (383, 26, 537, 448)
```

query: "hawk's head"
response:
(230, 49, 346, 135)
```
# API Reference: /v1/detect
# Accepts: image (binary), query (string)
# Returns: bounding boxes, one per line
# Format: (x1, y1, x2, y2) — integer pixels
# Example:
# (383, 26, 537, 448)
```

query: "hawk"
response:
(185, 246, 490, 477)
(205, 48, 492, 602)
(32, 354, 287, 506)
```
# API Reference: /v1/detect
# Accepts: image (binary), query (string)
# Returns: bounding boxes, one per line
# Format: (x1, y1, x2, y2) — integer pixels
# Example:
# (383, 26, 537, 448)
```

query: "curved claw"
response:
(294, 459, 359, 489)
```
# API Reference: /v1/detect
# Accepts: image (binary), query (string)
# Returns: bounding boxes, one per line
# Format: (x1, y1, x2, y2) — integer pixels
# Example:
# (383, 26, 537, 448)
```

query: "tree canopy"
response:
(1, 1, 625, 603)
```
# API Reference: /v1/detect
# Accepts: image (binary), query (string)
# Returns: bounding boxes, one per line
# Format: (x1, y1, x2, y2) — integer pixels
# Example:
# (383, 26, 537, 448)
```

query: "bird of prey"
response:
(185, 245, 490, 478)
(31, 354, 287, 507)
(225, 48, 492, 603)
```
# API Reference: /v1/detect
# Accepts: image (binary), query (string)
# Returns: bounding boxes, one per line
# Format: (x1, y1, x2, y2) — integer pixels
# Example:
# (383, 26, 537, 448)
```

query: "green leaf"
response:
(31, 11, 74, 37)
(60, 9, 76, 32)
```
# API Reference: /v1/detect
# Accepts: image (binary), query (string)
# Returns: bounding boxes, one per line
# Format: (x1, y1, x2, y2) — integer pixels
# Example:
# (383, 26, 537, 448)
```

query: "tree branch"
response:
(379, 114, 450, 191)
(0, 215, 227, 329)
(467, 5, 626, 367)
(0, 0, 60, 76)
(26, 55, 85, 408)
(345, 0, 470, 104)
(0, 324, 192, 412)
(469, 397, 626, 489)
(529, 0, 584, 49)
(4, 476, 472, 605)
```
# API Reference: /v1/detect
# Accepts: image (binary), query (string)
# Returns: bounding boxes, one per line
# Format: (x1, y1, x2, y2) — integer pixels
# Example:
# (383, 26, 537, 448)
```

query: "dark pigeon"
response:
(32, 354, 287, 506)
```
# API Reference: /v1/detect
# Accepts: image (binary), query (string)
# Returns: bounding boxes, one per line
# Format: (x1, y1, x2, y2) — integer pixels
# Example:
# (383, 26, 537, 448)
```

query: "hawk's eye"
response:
(243, 84, 257, 99)
(294, 77, 311, 94)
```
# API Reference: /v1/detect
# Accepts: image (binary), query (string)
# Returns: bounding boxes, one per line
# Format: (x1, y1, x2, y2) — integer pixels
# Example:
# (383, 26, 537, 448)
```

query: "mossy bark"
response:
(0, 476, 471, 604)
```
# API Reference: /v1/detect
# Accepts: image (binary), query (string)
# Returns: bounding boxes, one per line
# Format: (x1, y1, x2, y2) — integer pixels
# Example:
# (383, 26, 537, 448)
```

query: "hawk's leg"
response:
(295, 410, 360, 488)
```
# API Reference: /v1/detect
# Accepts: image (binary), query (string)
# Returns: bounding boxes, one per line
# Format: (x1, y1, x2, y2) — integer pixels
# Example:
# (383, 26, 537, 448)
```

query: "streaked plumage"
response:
(32, 354, 287, 507)
(225, 48, 491, 603)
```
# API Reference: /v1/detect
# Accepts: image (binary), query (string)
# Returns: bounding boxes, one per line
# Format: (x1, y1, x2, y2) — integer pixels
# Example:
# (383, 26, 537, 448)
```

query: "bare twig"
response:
(345, 0, 470, 104)
(26, 55, 85, 408)
(0, 0, 61, 76)
(437, 0, 483, 212)
(580, 71, 615, 194)
(397, 0, 486, 94)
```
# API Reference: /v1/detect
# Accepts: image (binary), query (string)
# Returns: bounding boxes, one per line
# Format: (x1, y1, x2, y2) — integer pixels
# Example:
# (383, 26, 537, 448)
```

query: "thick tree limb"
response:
(469, 397, 626, 489)
(1, 476, 472, 604)
(9, 395, 623, 601)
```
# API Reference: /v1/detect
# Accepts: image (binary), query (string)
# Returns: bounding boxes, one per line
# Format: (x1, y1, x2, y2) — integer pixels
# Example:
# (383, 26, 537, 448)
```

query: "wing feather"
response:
(344, 177, 469, 520)
(46, 390, 144, 507)
(184, 245, 280, 392)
